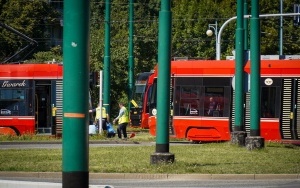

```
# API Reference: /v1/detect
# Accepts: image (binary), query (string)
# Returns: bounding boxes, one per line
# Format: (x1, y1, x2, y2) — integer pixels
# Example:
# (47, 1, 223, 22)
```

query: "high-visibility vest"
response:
(119, 106, 129, 124)
(95, 107, 107, 120)
(52, 107, 57, 116)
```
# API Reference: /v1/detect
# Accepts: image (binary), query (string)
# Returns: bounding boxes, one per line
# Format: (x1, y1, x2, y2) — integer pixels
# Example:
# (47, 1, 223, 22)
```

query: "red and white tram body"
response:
(0, 63, 63, 135)
(146, 59, 300, 143)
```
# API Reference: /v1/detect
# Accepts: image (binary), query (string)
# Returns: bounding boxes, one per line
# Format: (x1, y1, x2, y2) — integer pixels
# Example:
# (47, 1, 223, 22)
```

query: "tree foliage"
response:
(27, 46, 62, 63)
(1, 0, 300, 116)
(0, 0, 60, 62)
(90, 0, 300, 115)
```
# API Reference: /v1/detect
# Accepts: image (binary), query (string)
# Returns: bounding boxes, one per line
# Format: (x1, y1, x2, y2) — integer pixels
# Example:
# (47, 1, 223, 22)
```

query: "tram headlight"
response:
(152, 108, 157, 116)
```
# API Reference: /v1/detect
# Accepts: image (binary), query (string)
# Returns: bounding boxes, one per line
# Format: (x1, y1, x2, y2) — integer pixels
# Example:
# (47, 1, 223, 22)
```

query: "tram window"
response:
(204, 87, 224, 117)
(174, 77, 202, 116)
(0, 89, 27, 116)
(203, 77, 230, 86)
(176, 77, 202, 85)
(0, 89, 25, 100)
(149, 80, 157, 110)
(145, 85, 153, 113)
(178, 86, 200, 116)
(13, 90, 25, 99)
(181, 86, 199, 99)
(1, 90, 13, 99)
(135, 84, 146, 94)
(261, 87, 277, 118)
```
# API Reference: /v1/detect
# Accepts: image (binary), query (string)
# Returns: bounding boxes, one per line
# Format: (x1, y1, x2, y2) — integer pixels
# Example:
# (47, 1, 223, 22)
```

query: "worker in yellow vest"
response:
(113, 102, 129, 139)
(89, 103, 109, 132)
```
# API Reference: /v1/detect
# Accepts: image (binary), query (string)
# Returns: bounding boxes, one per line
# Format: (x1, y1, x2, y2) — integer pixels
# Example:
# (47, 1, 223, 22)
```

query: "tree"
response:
(260, 0, 300, 55)
(89, 0, 300, 115)
(27, 46, 62, 63)
(0, 0, 60, 62)
(89, 0, 160, 115)
(171, 0, 234, 59)
(1, 0, 299, 115)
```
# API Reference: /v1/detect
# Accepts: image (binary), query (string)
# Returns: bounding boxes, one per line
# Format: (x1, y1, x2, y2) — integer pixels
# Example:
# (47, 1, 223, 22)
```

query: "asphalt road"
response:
(1, 177, 300, 188)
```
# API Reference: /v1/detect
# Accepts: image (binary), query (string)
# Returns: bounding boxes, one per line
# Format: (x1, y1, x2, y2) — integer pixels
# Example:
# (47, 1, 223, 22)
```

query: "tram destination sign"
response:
(0, 80, 29, 88)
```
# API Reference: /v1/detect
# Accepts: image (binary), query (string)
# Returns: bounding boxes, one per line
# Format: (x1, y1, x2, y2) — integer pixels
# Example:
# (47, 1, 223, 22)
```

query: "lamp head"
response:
(206, 29, 213, 37)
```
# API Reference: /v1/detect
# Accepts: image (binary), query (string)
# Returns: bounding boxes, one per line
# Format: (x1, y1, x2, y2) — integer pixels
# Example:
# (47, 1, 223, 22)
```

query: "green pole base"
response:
(230, 131, 247, 146)
(245, 136, 265, 150)
(150, 152, 175, 165)
(63, 171, 88, 188)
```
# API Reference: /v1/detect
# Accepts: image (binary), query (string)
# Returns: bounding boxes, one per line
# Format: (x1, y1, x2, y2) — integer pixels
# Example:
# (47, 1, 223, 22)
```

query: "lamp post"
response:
(206, 21, 218, 60)
(216, 12, 300, 60)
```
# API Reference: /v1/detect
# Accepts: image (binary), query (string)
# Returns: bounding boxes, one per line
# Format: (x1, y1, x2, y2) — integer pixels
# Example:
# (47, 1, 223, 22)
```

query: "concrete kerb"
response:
(254, 174, 300, 180)
(0, 172, 299, 180)
(166, 174, 297, 180)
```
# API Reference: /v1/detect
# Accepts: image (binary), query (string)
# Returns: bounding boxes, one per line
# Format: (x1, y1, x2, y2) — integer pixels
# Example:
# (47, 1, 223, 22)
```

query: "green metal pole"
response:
(250, 0, 260, 136)
(128, 0, 134, 111)
(156, 0, 171, 152)
(62, 0, 90, 187)
(246, 0, 265, 150)
(280, 0, 283, 56)
(231, 0, 246, 146)
(244, 0, 248, 51)
(150, 0, 174, 164)
(103, 0, 111, 114)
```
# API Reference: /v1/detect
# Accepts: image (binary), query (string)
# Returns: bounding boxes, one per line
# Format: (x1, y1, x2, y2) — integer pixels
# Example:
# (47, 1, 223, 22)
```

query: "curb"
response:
(0, 172, 299, 180)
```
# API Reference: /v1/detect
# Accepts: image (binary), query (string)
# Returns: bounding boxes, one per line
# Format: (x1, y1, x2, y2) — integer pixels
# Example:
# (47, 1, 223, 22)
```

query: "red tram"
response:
(0, 63, 63, 135)
(130, 72, 153, 128)
(145, 59, 300, 143)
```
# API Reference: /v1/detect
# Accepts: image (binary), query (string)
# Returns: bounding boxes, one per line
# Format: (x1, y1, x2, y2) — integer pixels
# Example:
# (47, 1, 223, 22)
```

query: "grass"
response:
(0, 127, 299, 174)
(0, 126, 155, 142)
(0, 141, 299, 174)
(0, 133, 61, 142)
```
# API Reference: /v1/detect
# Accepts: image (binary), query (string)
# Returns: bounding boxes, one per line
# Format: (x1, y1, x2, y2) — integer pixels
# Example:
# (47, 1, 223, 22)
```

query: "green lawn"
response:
(0, 141, 299, 174)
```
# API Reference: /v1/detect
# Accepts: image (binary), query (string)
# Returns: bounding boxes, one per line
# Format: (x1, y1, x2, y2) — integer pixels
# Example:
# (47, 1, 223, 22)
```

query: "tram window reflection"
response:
(204, 87, 224, 117)
(179, 86, 200, 116)
(261, 87, 277, 118)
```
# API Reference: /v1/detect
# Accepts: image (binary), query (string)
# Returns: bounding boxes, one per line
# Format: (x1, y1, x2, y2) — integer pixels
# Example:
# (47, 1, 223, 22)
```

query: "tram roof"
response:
(0, 63, 63, 80)
(152, 59, 300, 77)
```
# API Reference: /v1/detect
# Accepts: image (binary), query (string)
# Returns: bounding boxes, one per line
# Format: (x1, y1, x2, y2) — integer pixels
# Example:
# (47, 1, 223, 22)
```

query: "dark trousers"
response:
(96, 118, 107, 131)
(117, 123, 128, 139)
(101, 118, 107, 131)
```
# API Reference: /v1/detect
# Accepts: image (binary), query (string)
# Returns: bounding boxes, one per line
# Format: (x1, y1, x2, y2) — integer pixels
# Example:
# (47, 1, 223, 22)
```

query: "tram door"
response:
(35, 81, 52, 134)
(281, 78, 300, 140)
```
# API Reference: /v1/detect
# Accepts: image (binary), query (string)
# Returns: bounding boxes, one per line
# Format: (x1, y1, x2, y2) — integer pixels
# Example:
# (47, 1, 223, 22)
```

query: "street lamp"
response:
(206, 21, 218, 60)
(216, 13, 300, 60)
